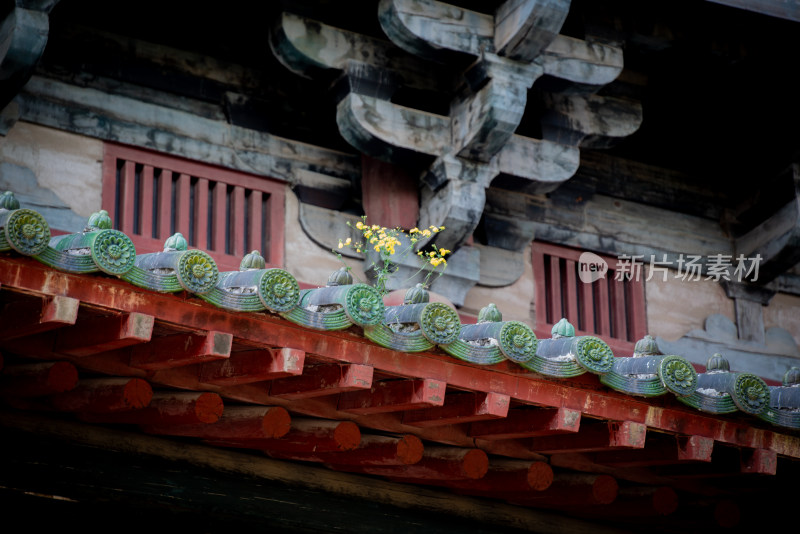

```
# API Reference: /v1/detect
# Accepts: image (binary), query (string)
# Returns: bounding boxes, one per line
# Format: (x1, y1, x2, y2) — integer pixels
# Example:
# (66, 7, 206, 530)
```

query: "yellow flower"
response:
(356, 221, 365, 230)
(422, 229, 432, 237)
(345, 238, 352, 245)
(410, 227, 420, 234)
(438, 248, 450, 256)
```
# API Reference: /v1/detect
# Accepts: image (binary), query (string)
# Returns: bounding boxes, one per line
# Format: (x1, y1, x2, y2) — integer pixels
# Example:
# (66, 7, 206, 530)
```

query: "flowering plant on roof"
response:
(335, 216, 450, 296)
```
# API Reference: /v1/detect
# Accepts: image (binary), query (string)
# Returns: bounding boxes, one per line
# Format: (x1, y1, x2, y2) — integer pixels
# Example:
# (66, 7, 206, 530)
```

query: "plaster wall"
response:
(0, 122, 103, 226)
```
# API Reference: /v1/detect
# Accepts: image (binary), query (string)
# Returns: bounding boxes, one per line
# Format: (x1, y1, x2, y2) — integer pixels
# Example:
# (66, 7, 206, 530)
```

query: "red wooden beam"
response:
(269, 363, 373, 399)
(142, 405, 291, 440)
(506, 473, 620, 506)
(591, 434, 714, 467)
(0, 295, 79, 340)
(338, 447, 489, 481)
(78, 391, 224, 425)
(565, 485, 679, 518)
(741, 448, 777, 475)
(49, 377, 152, 413)
(338, 378, 446, 415)
(267, 433, 423, 466)
(424, 459, 554, 494)
(0, 361, 79, 397)
(469, 407, 581, 440)
(402, 391, 510, 427)
(130, 331, 232, 371)
(528, 421, 646, 454)
(54, 312, 154, 356)
(199, 348, 305, 386)
(207, 418, 361, 453)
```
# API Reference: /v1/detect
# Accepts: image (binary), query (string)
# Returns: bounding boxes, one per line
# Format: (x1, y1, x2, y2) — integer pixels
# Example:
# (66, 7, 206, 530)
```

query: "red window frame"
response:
(102, 143, 285, 273)
(532, 242, 647, 354)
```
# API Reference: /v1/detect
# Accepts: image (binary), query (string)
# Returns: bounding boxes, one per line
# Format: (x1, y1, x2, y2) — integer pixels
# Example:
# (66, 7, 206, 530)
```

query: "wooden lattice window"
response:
(532, 242, 647, 354)
(102, 144, 285, 273)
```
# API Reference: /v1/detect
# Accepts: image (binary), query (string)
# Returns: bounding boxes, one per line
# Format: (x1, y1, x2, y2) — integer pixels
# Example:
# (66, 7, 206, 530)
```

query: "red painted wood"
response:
(437, 460, 554, 493)
(102, 143, 286, 270)
(79, 391, 224, 425)
(579, 275, 595, 335)
(0, 295, 79, 340)
(143, 406, 291, 440)
(595, 277, 611, 337)
(508, 473, 619, 506)
(120, 160, 136, 235)
(199, 348, 304, 386)
(157, 169, 172, 241)
(343, 447, 489, 481)
(129, 331, 232, 371)
(175, 173, 192, 240)
(268, 433, 423, 466)
(469, 407, 581, 440)
(564, 485, 678, 518)
(54, 312, 154, 357)
(49, 377, 152, 413)
(209, 419, 361, 453)
(231, 186, 246, 257)
(610, 277, 627, 340)
(592, 434, 713, 467)
(0, 361, 78, 397)
(548, 255, 562, 324)
(269, 363, 373, 399)
(247, 190, 263, 255)
(2, 256, 799, 459)
(741, 448, 777, 474)
(402, 391, 510, 427)
(194, 177, 209, 249)
(139, 165, 155, 240)
(211, 182, 227, 253)
(529, 421, 646, 454)
(564, 258, 579, 326)
(361, 155, 419, 229)
(338, 378, 446, 415)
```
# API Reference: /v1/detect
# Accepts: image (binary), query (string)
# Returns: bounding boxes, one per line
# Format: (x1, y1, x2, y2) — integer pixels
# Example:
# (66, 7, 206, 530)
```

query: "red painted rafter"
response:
(55, 312, 154, 357)
(199, 348, 305, 386)
(468, 407, 581, 440)
(130, 330, 232, 370)
(401, 391, 510, 427)
(338, 378, 446, 415)
(268, 363, 373, 399)
(342, 446, 489, 481)
(49, 377, 153, 413)
(0, 295, 79, 340)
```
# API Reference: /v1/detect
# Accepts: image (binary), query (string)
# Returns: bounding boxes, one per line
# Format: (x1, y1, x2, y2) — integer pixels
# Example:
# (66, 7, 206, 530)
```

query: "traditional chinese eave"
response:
(1, 245, 799, 531)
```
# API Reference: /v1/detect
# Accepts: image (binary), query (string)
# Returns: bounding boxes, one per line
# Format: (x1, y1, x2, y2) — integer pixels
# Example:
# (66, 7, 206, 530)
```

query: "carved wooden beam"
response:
(539, 91, 643, 148)
(590, 434, 714, 467)
(0, 1, 58, 134)
(198, 348, 305, 386)
(734, 163, 800, 285)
